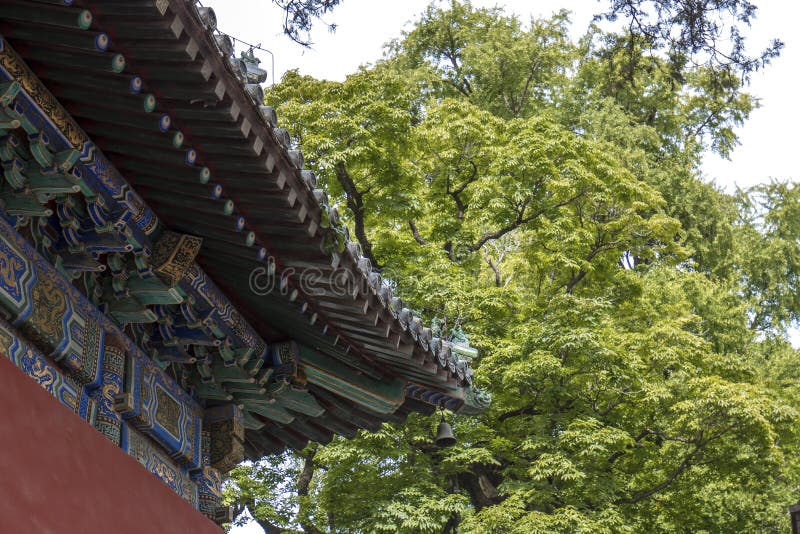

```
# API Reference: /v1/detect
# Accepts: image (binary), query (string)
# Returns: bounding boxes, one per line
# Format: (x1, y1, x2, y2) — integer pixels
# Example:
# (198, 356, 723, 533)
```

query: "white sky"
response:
(203, 2, 798, 531)
(205, 0, 799, 191)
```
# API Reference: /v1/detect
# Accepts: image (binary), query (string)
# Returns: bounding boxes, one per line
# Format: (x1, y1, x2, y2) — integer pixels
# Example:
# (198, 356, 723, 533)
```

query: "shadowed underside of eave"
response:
(0, 0, 480, 456)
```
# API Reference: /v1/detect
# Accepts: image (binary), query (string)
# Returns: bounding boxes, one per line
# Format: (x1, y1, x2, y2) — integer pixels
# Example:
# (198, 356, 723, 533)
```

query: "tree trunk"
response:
(458, 467, 503, 511)
(335, 162, 381, 270)
(297, 448, 323, 534)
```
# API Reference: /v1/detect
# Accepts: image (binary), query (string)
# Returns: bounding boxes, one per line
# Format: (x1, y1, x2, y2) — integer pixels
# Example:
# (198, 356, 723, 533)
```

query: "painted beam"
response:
(298, 344, 406, 414)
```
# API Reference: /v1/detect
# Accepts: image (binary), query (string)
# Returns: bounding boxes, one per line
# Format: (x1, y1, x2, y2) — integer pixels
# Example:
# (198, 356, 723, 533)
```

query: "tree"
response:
(272, 0, 343, 45)
(225, 2, 800, 532)
(735, 182, 800, 333)
(599, 0, 783, 81)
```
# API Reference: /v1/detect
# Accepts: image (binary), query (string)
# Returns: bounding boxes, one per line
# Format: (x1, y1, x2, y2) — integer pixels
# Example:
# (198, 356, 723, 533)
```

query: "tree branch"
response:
(409, 220, 429, 245)
(611, 425, 740, 505)
(607, 429, 655, 465)
(513, 59, 541, 116)
(468, 192, 585, 252)
(482, 246, 502, 287)
(497, 406, 542, 422)
(565, 270, 587, 294)
(296, 447, 322, 534)
(335, 162, 381, 269)
(614, 446, 701, 505)
(272, 0, 342, 46)
(447, 160, 479, 220)
(242, 498, 287, 534)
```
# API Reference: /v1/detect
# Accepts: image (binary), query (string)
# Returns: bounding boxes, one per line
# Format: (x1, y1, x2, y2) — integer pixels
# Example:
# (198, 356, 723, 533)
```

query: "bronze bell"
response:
(435, 420, 457, 448)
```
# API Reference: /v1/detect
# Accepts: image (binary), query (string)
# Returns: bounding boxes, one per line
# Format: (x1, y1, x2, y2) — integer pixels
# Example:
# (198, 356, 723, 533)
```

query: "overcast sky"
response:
(203, 2, 798, 531)
(205, 0, 798, 192)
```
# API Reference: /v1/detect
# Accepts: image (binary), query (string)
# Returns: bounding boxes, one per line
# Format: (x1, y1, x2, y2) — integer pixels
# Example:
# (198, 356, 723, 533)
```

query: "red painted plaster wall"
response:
(0, 356, 221, 534)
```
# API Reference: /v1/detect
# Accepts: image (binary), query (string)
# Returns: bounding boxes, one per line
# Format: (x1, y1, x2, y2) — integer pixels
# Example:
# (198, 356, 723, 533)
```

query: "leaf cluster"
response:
(228, 2, 800, 532)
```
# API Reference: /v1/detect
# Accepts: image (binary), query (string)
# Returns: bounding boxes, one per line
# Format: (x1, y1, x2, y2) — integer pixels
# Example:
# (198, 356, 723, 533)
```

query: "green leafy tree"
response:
(225, 2, 800, 532)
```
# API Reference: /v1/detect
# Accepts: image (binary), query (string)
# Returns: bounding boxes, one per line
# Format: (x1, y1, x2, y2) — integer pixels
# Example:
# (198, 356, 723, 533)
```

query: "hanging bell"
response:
(435, 420, 456, 448)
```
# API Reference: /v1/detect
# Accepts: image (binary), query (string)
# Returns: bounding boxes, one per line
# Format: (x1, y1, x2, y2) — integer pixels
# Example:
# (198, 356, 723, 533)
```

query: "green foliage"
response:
(394, 2, 575, 118)
(736, 182, 800, 332)
(226, 2, 800, 532)
(224, 452, 311, 532)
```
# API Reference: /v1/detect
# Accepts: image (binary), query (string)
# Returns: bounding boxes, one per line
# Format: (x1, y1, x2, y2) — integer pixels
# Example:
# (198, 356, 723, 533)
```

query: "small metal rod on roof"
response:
(193, 0, 276, 87)
(222, 34, 276, 88)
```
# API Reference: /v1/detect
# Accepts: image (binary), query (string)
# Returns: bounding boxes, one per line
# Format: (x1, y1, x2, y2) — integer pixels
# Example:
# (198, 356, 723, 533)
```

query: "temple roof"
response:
(0, 0, 486, 456)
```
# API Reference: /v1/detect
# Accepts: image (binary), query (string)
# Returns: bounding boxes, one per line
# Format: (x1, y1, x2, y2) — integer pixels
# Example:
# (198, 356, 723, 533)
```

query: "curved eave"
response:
(0, 0, 480, 454)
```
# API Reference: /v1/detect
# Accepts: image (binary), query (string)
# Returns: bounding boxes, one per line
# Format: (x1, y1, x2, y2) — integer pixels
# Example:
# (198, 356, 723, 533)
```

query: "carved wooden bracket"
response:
(152, 230, 203, 287)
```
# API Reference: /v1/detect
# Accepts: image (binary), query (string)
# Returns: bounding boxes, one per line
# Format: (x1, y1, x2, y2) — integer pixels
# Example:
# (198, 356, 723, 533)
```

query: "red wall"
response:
(0, 356, 221, 534)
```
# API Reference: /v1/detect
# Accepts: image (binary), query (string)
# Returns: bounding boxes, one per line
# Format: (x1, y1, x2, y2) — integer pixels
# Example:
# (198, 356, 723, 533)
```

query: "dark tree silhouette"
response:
(273, 0, 342, 46)
(600, 0, 783, 80)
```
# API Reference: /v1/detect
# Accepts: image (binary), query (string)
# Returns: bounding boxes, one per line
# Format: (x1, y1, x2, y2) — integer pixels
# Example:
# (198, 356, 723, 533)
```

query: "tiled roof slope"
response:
(0, 0, 487, 455)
